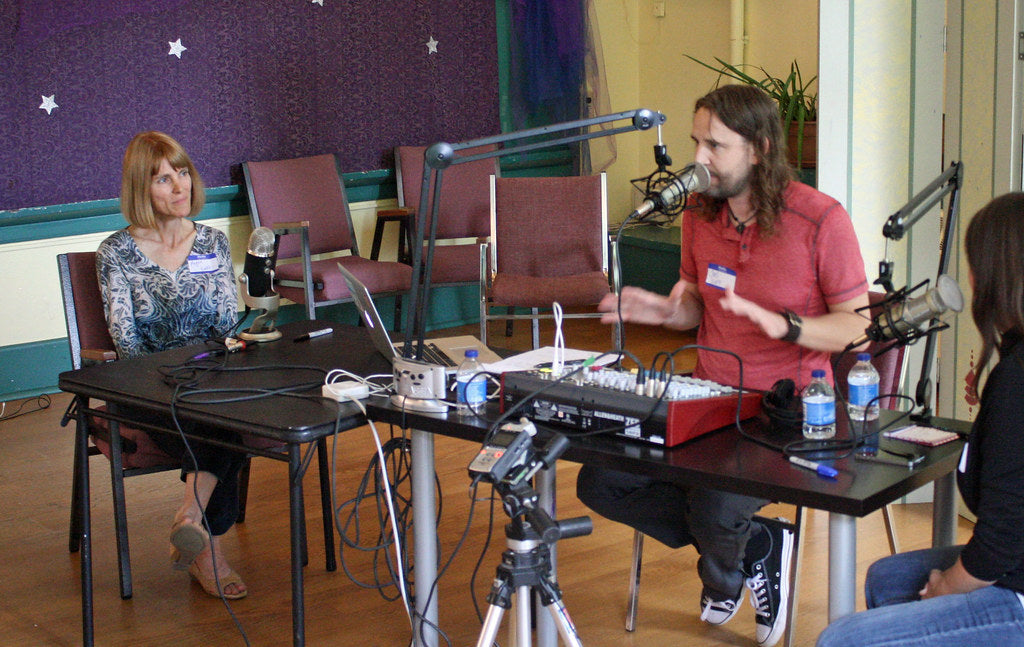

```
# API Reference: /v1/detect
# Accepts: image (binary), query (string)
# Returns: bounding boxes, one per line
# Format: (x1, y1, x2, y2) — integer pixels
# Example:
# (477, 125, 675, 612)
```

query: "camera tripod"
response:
(475, 480, 591, 647)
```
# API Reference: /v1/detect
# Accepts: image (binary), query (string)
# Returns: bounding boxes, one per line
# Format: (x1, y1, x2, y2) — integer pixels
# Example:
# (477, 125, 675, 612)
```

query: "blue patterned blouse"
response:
(96, 223, 238, 360)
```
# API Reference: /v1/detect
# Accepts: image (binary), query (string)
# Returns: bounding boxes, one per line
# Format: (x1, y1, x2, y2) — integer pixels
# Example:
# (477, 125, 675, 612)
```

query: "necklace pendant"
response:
(736, 222, 745, 235)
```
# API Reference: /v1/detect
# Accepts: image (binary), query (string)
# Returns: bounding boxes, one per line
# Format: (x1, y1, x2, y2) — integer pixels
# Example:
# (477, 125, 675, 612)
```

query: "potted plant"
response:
(686, 55, 818, 170)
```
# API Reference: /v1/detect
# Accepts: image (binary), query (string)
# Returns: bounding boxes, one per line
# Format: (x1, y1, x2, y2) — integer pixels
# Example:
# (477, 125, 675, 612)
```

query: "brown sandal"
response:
(169, 516, 208, 571)
(188, 561, 248, 600)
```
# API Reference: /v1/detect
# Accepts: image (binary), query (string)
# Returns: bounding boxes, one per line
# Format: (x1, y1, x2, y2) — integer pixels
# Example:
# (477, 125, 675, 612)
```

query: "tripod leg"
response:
(516, 585, 533, 647)
(476, 602, 507, 647)
(544, 598, 583, 647)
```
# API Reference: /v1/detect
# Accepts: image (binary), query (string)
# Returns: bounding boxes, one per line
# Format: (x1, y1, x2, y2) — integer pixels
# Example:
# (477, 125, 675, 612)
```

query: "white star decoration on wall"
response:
(168, 38, 187, 58)
(39, 95, 58, 115)
(426, 36, 438, 54)
(311, 0, 324, 5)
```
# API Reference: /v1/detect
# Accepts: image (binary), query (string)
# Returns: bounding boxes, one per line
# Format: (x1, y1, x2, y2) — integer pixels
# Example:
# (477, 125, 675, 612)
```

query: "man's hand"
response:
(598, 281, 703, 330)
(718, 287, 788, 339)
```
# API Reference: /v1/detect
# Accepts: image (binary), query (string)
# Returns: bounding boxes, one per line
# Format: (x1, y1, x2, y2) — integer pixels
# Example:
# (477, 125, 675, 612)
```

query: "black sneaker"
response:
(744, 517, 794, 647)
(699, 589, 743, 625)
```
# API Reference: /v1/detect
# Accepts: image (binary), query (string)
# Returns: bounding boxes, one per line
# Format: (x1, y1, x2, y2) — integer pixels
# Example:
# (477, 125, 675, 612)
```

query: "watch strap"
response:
(780, 309, 802, 343)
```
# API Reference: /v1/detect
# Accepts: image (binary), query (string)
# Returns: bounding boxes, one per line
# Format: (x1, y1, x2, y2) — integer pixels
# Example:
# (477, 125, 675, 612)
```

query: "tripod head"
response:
(469, 419, 592, 544)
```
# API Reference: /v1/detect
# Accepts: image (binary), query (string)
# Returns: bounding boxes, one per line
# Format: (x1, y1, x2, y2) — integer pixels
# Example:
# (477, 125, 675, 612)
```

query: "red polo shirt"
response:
(680, 182, 868, 391)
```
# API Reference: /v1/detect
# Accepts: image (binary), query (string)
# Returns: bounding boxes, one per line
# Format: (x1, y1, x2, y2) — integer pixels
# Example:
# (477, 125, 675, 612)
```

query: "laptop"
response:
(338, 263, 502, 371)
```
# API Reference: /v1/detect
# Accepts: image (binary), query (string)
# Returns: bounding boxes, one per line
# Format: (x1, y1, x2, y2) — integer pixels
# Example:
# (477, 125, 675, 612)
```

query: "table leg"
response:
(535, 468, 556, 647)
(76, 402, 95, 646)
(932, 473, 957, 547)
(289, 446, 306, 646)
(827, 512, 857, 621)
(412, 429, 438, 647)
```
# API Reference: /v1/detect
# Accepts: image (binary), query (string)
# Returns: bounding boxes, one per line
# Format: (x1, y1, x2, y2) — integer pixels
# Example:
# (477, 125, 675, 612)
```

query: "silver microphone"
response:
(633, 162, 711, 219)
(852, 274, 964, 347)
(240, 226, 276, 298)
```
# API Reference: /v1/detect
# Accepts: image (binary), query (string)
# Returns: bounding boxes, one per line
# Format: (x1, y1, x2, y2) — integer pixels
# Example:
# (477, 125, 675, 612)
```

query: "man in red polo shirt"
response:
(577, 84, 869, 647)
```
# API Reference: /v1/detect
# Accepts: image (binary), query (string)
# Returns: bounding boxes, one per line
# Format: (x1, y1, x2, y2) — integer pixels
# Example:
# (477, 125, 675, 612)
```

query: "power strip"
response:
(322, 380, 370, 401)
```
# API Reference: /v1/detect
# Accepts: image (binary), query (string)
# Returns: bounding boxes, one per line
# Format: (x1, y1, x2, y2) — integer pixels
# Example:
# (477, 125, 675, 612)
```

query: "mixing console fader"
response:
(500, 368, 762, 447)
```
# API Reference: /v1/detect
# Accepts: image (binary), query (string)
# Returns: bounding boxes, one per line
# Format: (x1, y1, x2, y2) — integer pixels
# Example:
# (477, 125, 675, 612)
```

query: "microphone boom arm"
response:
(402, 109, 666, 357)
(876, 161, 964, 422)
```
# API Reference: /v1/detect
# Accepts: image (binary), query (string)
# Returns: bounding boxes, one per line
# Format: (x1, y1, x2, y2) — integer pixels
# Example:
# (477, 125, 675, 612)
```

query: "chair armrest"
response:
(81, 348, 117, 364)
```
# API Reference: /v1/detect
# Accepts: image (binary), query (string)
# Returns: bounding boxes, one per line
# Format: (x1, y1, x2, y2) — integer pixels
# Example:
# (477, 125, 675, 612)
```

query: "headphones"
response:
(761, 378, 803, 432)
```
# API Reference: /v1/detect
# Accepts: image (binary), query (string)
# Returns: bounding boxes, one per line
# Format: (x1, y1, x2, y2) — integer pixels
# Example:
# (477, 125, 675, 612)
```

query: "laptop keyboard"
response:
(421, 342, 458, 368)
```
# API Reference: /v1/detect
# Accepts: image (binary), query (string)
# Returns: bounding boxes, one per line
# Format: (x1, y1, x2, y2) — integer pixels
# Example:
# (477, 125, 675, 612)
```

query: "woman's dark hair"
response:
(964, 192, 1024, 371)
(694, 84, 794, 236)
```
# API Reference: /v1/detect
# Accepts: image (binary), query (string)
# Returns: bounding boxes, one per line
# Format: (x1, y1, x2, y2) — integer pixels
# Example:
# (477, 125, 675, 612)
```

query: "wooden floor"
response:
(0, 317, 972, 646)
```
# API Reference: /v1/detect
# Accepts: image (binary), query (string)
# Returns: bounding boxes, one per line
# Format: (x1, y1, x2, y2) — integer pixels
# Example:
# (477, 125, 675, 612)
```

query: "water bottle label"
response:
(457, 377, 487, 405)
(849, 383, 879, 407)
(804, 400, 835, 425)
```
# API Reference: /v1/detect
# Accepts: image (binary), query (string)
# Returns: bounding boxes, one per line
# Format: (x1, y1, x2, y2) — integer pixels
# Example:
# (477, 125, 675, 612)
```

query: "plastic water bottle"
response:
(847, 353, 880, 422)
(455, 349, 487, 415)
(802, 369, 836, 439)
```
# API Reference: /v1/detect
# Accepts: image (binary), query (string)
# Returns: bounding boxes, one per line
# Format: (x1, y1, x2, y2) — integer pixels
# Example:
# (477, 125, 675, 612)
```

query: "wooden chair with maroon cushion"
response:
(480, 173, 621, 349)
(58, 252, 335, 601)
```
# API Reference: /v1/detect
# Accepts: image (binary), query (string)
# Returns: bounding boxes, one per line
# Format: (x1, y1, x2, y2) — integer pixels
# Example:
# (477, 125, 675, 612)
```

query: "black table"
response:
(58, 321, 391, 647)
(366, 398, 967, 645)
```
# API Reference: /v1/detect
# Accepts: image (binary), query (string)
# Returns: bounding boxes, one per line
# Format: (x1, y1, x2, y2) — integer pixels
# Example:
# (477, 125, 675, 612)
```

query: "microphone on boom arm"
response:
(847, 274, 964, 350)
(238, 226, 283, 342)
(630, 159, 711, 222)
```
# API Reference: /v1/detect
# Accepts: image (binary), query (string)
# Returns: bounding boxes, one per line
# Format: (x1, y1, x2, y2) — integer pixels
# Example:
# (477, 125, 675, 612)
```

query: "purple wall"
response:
(1, 1, 499, 211)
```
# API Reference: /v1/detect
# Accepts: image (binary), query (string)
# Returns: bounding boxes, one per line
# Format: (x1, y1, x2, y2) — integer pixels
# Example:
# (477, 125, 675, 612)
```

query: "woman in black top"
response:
(817, 193, 1024, 646)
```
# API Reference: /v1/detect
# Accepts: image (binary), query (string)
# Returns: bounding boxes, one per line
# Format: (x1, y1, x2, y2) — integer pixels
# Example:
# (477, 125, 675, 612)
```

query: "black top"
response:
(958, 331, 1024, 591)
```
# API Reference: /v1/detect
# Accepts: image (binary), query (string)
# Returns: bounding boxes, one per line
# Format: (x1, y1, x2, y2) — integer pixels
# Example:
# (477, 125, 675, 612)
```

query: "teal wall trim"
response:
(1, 155, 570, 246)
(1, 338, 70, 400)
(1, 172, 396, 245)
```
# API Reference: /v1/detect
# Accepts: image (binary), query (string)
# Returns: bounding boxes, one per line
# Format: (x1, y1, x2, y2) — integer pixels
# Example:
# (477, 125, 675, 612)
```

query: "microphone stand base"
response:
(390, 394, 449, 413)
(238, 329, 283, 343)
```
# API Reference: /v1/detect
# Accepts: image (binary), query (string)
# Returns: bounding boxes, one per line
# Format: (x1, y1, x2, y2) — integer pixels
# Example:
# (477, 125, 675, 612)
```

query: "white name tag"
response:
(706, 263, 736, 291)
(187, 253, 218, 274)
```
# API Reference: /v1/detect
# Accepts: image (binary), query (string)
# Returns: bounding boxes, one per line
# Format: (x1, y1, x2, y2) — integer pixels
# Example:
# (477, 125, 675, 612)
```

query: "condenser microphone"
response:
(850, 274, 964, 348)
(241, 227, 276, 298)
(632, 162, 711, 219)
(238, 226, 282, 343)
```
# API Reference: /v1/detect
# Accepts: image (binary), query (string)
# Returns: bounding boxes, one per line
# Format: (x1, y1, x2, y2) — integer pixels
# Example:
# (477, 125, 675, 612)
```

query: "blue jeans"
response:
(817, 546, 1024, 646)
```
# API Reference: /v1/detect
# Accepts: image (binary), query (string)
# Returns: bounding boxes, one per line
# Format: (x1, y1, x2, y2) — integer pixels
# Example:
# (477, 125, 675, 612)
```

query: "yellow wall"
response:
(595, 0, 818, 223)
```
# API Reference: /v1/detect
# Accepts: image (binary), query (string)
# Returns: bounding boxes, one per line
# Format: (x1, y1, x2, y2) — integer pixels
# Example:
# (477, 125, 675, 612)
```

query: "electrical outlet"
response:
(653, 1, 665, 18)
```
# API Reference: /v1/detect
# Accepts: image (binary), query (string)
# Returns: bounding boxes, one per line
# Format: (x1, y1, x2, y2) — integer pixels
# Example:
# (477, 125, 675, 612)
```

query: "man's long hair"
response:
(694, 85, 794, 236)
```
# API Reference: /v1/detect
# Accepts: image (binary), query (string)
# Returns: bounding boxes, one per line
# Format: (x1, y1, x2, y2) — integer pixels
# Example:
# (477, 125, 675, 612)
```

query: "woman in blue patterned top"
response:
(96, 131, 247, 600)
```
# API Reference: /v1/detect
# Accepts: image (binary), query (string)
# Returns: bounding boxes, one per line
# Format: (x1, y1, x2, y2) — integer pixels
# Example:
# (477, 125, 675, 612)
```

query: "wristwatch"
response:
(780, 309, 803, 343)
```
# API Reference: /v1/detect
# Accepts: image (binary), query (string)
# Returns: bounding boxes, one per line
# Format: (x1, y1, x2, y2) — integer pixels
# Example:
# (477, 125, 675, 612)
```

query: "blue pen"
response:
(789, 456, 838, 479)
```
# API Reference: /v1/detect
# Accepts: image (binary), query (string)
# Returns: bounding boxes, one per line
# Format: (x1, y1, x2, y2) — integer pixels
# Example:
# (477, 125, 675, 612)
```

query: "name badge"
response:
(187, 253, 218, 274)
(706, 263, 736, 291)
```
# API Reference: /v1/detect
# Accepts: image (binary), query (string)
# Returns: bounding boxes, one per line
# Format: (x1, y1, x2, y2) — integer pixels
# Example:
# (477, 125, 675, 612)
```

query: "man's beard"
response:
(705, 166, 752, 200)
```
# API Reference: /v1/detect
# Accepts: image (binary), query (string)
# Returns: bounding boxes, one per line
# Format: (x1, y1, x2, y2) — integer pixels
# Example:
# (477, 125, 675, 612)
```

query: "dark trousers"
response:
(577, 465, 769, 600)
(123, 406, 246, 536)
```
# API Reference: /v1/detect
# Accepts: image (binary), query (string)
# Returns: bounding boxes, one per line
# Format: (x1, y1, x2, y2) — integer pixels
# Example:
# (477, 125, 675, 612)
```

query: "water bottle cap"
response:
(464, 349, 479, 358)
(811, 369, 826, 378)
(856, 353, 871, 361)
